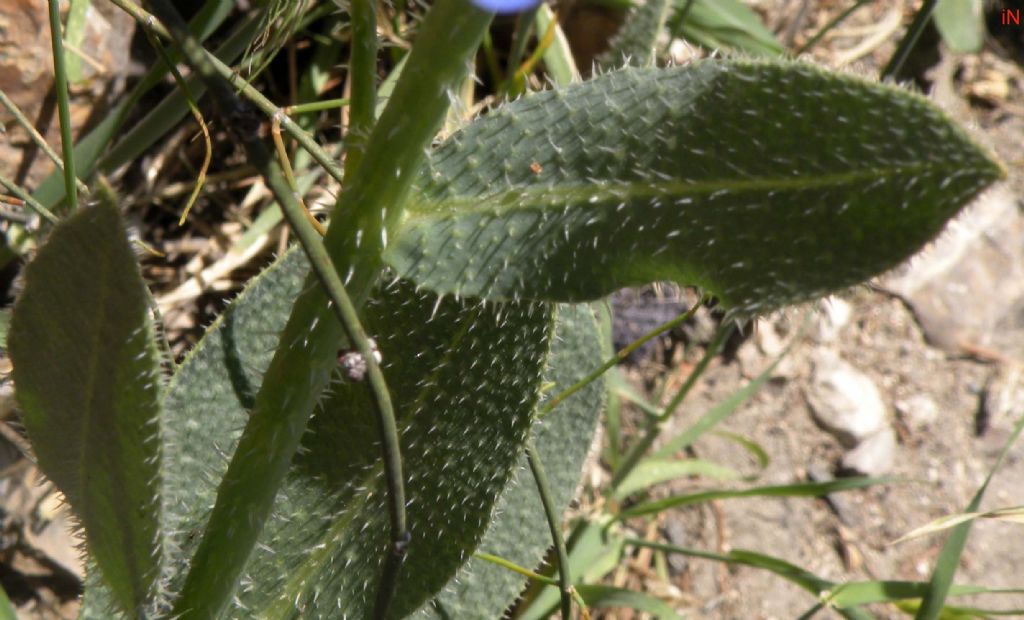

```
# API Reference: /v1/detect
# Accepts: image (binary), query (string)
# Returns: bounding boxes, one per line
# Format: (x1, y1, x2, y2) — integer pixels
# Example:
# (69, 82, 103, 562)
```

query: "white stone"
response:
(895, 393, 940, 429)
(805, 349, 887, 446)
(842, 428, 897, 476)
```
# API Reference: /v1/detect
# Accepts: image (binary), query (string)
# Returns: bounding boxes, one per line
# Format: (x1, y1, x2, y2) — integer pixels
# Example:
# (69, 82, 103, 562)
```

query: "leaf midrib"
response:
(405, 160, 991, 220)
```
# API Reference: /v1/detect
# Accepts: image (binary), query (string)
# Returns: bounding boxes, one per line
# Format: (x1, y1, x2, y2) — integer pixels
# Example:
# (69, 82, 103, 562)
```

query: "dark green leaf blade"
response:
(418, 303, 605, 619)
(77, 245, 560, 619)
(10, 203, 164, 615)
(386, 60, 1004, 314)
(235, 277, 554, 619)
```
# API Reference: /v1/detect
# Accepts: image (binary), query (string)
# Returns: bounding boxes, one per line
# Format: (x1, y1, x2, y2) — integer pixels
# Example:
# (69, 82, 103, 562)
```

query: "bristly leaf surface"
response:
(419, 303, 605, 619)
(9, 203, 164, 616)
(385, 60, 1003, 315)
(78, 247, 567, 619)
(235, 268, 554, 619)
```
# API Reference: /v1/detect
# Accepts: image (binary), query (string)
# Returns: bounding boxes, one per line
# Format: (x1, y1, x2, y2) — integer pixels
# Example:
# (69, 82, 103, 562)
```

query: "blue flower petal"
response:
(470, 0, 543, 14)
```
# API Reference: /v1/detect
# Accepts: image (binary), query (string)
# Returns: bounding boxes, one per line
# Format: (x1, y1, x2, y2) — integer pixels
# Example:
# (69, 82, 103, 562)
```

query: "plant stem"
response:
(323, 0, 492, 262)
(345, 0, 378, 177)
(0, 175, 58, 224)
(289, 98, 350, 115)
(139, 1, 493, 617)
(0, 90, 89, 197)
(881, 0, 939, 81)
(609, 322, 735, 491)
(526, 439, 574, 620)
(476, 552, 591, 613)
(139, 2, 401, 618)
(46, 0, 78, 210)
(541, 302, 701, 417)
(476, 552, 560, 586)
(110, 0, 346, 186)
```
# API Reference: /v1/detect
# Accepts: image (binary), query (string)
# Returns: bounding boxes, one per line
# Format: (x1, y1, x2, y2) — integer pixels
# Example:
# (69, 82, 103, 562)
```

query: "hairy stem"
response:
(345, 0, 379, 177)
(139, 2, 400, 617)
(136, 1, 493, 616)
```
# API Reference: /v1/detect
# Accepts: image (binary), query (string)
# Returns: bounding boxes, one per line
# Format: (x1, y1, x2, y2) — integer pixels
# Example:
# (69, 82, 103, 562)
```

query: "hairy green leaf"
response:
(385, 60, 1003, 314)
(79, 246, 563, 618)
(600, 0, 672, 68)
(10, 203, 163, 616)
(419, 303, 605, 619)
(235, 275, 553, 619)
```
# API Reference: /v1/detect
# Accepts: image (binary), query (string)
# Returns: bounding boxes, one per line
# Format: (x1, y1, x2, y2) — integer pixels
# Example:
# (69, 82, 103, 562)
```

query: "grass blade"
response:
(914, 414, 1024, 620)
(576, 584, 684, 619)
(612, 457, 740, 500)
(653, 346, 784, 458)
(618, 477, 892, 519)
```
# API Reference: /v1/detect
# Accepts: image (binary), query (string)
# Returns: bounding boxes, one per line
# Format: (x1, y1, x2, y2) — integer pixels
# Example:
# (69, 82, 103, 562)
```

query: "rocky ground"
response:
(602, 12, 1024, 615)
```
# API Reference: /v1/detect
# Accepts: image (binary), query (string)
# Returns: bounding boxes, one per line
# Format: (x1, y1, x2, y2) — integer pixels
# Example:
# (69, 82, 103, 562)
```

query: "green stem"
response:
(609, 322, 735, 491)
(0, 89, 89, 196)
(475, 552, 560, 586)
(111, 0, 346, 186)
(795, 0, 873, 55)
(324, 0, 493, 259)
(139, 2, 400, 618)
(139, 1, 493, 617)
(526, 439, 573, 620)
(345, 0, 379, 177)
(289, 98, 350, 115)
(541, 302, 700, 418)
(0, 175, 58, 224)
(476, 552, 590, 612)
(46, 0, 78, 210)
(880, 0, 939, 81)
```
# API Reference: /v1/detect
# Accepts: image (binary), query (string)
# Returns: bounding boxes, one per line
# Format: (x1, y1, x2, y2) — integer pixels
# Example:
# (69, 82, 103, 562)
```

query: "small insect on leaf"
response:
(337, 337, 382, 382)
(529, 162, 543, 175)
